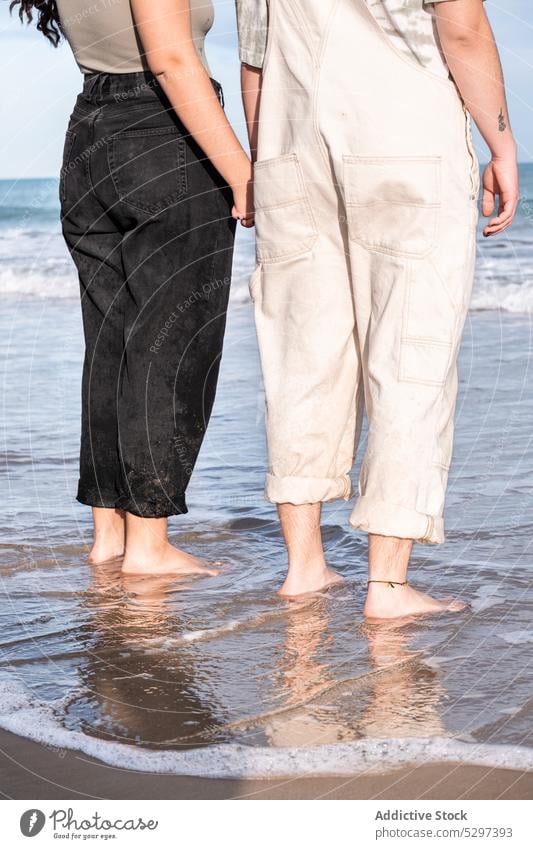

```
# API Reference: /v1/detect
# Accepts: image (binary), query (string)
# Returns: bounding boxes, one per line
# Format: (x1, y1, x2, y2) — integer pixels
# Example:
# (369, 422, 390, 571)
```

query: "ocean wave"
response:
(1, 252, 533, 313)
(0, 226, 48, 240)
(0, 267, 78, 298)
(0, 265, 252, 304)
(230, 285, 252, 305)
(470, 279, 533, 313)
(0, 678, 531, 778)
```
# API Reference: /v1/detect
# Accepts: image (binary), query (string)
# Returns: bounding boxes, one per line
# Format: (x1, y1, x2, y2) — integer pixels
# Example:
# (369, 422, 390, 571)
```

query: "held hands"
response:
(482, 153, 519, 237)
(231, 160, 255, 228)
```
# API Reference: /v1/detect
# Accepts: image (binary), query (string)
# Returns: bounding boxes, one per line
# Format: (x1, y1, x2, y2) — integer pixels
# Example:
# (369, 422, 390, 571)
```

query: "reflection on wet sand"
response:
(357, 623, 447, 738)
(232, 596, 448, 747)
(63, 564, 225, 748)
(7, 541, 523, 755)
(65, 570, 449, 752)
(265, 597, 339, 746)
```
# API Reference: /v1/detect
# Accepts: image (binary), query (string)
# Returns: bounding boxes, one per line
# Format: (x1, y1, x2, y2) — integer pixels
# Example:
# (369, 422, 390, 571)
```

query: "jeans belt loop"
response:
(97, 73, 109, 101)
(84, 74, 99, 101)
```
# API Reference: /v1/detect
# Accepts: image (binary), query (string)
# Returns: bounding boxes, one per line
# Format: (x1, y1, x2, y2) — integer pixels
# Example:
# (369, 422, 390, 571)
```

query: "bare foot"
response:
(364, 582, 469, 621)
(278, 566, 344, 598)
(121, 542, 219, 577)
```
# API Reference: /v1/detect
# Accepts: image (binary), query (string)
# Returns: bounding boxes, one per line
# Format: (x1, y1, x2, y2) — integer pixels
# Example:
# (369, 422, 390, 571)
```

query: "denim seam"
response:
(59, 131, 77, 203)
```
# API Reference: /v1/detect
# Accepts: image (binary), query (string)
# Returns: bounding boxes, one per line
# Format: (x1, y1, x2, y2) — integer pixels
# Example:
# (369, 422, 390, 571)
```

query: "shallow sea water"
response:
(0, 178, 532, 777)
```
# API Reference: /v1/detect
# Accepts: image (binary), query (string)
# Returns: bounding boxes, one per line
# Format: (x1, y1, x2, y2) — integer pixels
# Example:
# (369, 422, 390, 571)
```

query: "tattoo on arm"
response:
(498, 108, 507, 132)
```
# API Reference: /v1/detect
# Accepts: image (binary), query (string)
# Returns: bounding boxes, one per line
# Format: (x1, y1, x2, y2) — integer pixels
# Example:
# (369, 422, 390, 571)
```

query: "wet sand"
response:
(1, 730, 531, 800)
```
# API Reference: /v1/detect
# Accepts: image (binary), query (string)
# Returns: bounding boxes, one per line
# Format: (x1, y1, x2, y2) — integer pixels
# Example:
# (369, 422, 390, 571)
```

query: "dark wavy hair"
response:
(10, 1, 62, 46)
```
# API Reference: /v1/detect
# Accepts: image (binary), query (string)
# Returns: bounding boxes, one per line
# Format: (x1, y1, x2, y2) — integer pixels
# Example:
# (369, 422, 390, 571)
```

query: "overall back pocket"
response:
(254, 154, 317, 262)
(343, 155, 441, 258)
(108, 126, 187, 215)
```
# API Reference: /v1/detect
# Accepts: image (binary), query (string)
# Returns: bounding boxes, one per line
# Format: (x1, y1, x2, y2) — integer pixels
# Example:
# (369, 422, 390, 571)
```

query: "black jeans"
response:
(60, 72, 236, 518)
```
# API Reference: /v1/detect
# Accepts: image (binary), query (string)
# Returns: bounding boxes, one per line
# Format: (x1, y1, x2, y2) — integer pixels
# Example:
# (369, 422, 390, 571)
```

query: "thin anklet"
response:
(367, 579, 408, 588)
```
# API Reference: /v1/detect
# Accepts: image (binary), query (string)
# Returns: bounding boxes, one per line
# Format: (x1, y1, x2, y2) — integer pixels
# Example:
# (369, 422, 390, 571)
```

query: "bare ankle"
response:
(287, 554, 327, 575)
(89, 508, 125, 562)
(124, 538, 167, 561)
(367, 533, 412, 584)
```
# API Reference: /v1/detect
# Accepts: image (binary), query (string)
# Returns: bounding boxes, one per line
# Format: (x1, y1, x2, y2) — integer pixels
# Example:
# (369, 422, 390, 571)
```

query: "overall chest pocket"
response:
(343, 156, 441, 258)
(253, 154, 317, 262)
(108, 126, 187, 215)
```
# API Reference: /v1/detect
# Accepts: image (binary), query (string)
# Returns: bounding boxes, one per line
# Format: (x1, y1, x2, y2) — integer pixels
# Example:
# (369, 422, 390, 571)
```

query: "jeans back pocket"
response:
(343, 155, 441, 258)
(108, 126, 187, 215)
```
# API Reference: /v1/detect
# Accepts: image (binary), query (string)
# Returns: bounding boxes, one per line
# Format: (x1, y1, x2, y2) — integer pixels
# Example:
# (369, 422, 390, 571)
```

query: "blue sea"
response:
(0, 172, 532, 779)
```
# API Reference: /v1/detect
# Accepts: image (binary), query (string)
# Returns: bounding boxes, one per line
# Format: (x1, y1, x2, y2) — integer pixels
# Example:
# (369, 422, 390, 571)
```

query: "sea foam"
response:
(0, 678, 531, 779)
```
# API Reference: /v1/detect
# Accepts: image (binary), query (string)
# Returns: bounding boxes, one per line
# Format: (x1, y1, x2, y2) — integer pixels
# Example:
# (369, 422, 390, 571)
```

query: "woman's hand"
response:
(231, 162, 255, 228)
(482, 154, 519, 237)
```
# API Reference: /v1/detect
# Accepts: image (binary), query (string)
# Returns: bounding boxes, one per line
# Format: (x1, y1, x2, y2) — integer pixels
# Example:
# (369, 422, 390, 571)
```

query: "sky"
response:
(0, 0, 531, 179)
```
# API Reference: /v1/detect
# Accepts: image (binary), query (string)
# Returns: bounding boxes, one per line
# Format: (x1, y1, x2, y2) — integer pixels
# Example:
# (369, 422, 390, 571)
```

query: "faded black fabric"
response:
(60, 72, 236, 518)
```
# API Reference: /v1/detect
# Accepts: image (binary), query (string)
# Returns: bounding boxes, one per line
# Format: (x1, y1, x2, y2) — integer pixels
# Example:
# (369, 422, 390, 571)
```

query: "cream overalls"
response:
(249, 0, 480, 544)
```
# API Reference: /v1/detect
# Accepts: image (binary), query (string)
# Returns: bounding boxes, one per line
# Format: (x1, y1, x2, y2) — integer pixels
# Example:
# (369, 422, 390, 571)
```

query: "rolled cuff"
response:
(76, 487, 121, 510)
(265, 473, 352, 504)
(236, 0, 268, 69)
(349, 495, 444, 545)
(240, 48, 265, 69)
(76, 488, 188, 518)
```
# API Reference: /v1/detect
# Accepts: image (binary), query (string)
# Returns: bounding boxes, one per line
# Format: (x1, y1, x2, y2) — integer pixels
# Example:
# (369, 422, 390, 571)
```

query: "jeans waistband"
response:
(82, 71, 224, 107)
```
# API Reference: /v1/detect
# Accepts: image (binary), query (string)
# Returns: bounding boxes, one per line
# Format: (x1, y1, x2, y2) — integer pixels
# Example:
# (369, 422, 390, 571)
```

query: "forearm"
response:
(153, 54, 251, 187)
(130, 0, 250, 190)
(241, 63, 263, 161)
(435, 1, 515, 158)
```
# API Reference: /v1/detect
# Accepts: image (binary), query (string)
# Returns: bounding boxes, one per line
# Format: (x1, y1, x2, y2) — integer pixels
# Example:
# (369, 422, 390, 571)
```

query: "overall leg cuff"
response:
(349, 495, 444, 544)
(265, 473, 352, 504)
